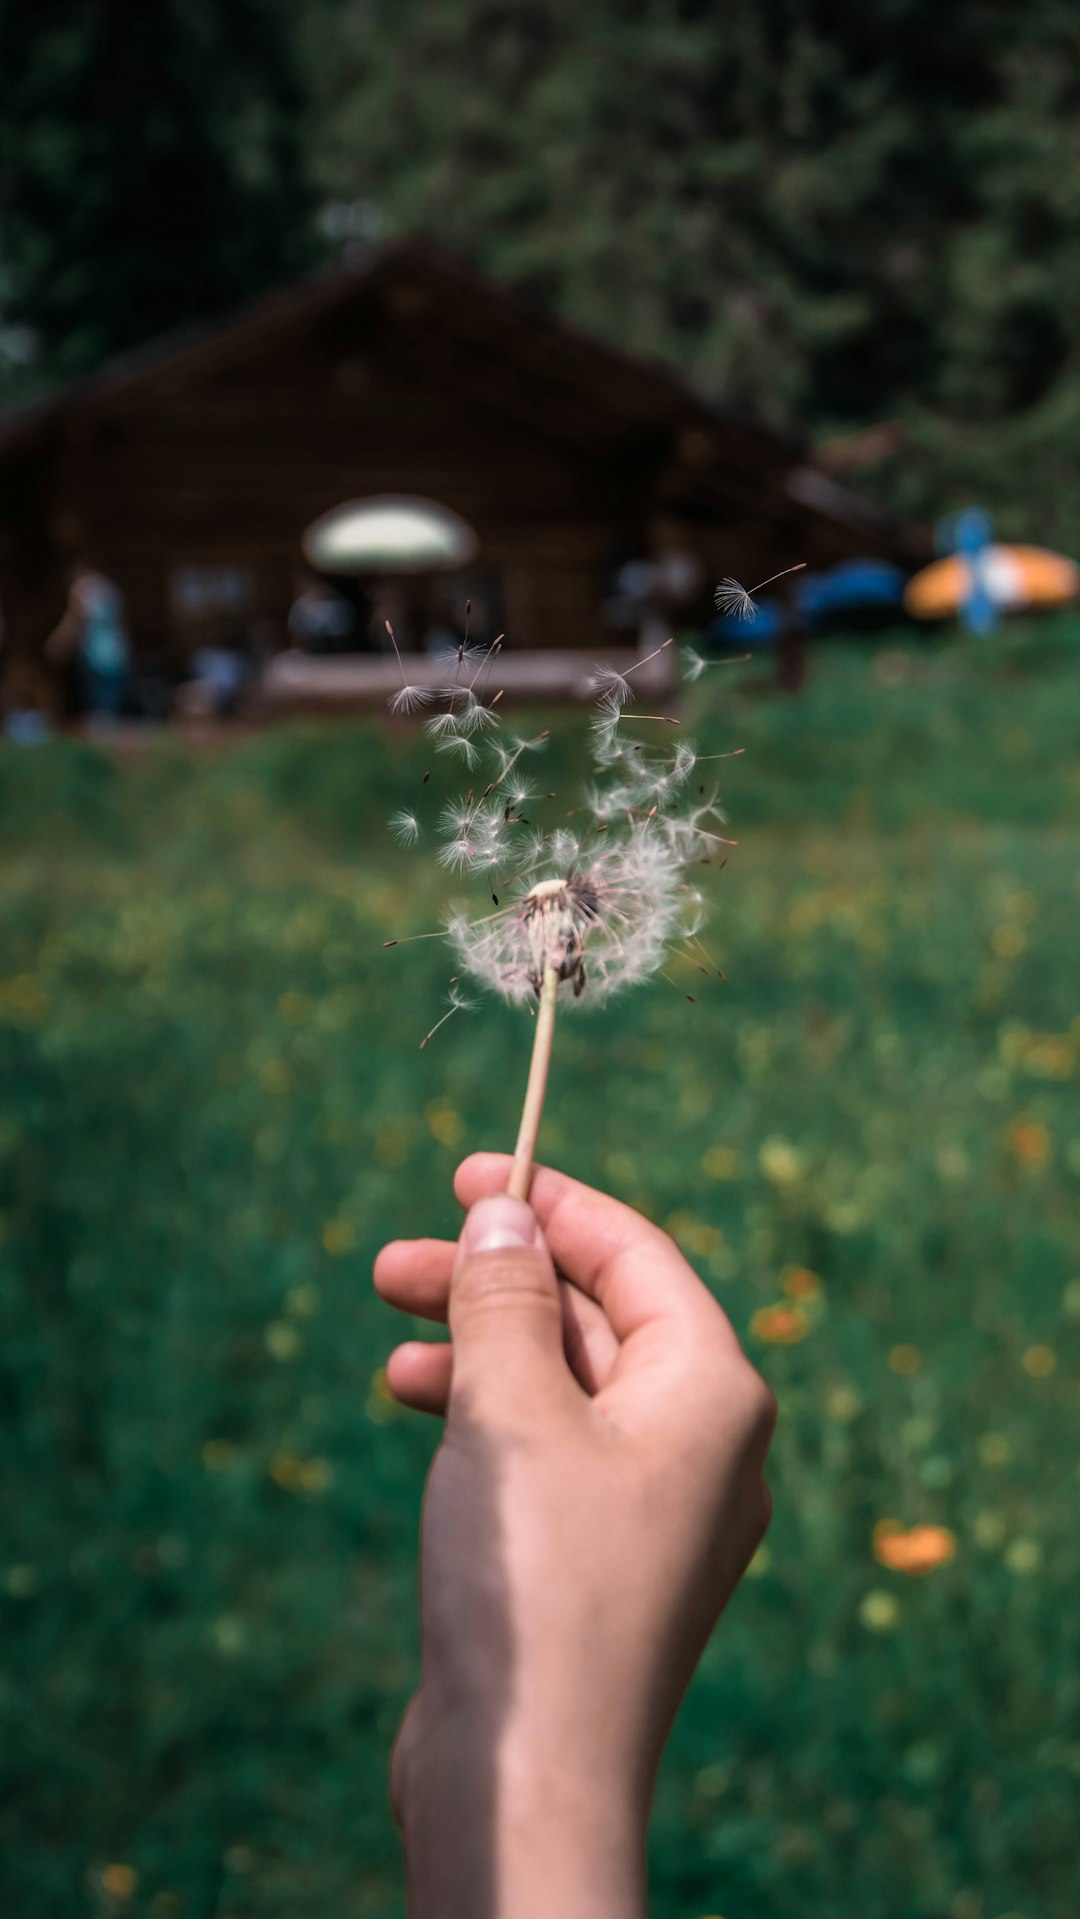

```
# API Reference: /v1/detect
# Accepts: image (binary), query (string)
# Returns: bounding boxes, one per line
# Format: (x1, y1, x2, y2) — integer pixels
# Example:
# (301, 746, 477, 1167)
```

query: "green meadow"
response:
(2, 624, 1079, 1919)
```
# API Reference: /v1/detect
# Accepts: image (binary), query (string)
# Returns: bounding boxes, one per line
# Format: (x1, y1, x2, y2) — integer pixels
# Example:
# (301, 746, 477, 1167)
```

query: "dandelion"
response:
(714, 563, 806, 621)
(384, 602, 766, 1196)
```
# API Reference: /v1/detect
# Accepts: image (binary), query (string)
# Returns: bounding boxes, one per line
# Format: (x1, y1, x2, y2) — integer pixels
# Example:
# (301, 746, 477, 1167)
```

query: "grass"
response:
(2, 621, 1079, 1919)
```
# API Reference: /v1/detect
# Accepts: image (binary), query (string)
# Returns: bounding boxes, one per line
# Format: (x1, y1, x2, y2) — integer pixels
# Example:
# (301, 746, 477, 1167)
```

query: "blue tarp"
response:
(710, 560, 908, 647)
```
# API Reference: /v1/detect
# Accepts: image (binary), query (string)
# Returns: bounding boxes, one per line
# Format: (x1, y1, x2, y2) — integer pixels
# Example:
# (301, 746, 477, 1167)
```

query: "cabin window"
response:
(170, 563, 255, 651)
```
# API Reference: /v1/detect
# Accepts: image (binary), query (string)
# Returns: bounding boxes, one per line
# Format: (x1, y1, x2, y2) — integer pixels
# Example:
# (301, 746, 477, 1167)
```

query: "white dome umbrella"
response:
(301, 495, 479, 577)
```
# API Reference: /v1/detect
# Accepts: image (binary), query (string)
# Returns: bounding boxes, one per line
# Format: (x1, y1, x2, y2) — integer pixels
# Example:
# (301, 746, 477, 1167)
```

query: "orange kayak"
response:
(904, 545, 1080, 619)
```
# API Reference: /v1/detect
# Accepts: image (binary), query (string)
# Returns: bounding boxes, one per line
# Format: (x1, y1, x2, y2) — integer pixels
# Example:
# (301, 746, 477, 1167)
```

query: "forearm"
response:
(398, 1716, 649, 1918)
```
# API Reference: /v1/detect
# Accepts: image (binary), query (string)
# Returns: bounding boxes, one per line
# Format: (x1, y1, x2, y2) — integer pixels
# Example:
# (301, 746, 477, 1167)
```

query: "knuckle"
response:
(388, 1693, 422, 1829)
(744, 1370, 779, 1445)
(757, 1478, 774, 1539)
(692, 1351, 777, 1458)
(454, 1251, 560, 1322)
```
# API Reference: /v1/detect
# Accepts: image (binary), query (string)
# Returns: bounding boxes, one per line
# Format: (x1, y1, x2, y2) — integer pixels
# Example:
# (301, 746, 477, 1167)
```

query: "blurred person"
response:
(45, 564, 132, 720)
(0, 655, 54, 742)
(174, 620, 267, 721)
(287, 571, 369, 653)
(374, 1155, 776, 1917)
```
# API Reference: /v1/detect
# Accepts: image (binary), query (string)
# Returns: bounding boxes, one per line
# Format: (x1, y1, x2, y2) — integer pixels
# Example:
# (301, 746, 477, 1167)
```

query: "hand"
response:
(373, 1154, 776, 1918)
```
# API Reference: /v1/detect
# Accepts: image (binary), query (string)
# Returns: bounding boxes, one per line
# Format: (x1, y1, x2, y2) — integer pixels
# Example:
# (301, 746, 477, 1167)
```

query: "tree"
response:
(311, 0, 1080, 542)
(0, 0, 323, 381)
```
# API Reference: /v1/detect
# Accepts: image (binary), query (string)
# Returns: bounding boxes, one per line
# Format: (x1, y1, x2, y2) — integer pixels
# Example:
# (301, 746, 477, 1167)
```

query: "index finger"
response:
(454, 1153, 738, 1350)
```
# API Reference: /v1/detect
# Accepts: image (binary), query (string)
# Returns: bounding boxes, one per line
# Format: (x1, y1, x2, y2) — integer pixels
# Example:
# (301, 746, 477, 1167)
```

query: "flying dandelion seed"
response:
(714, 563, 806, 621)
(714, 579, 758, 621)
(388, 683, 433, 715)
(389, 809, 421, 846)
(383, 619, 433, 715)
(424, 709, 464, 739)
(419, 985, 476, 1051)
(455, 696, 499, 736)
(681, 646, 754, 683)
(588, 666, 633, 706)
(434, 732, 480, 768)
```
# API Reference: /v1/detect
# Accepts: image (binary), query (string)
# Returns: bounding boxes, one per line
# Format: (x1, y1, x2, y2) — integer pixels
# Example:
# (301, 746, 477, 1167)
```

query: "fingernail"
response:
(462, 1195, 538, 1256)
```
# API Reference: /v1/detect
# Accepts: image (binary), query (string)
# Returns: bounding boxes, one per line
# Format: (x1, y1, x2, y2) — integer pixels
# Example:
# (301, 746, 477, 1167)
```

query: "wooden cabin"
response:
(0, 242, 925, 692)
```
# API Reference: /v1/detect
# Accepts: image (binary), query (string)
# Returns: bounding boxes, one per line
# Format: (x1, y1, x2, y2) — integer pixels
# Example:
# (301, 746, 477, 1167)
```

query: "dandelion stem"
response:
(507, 963, 560, 1201)
(749, 563, 806, 596)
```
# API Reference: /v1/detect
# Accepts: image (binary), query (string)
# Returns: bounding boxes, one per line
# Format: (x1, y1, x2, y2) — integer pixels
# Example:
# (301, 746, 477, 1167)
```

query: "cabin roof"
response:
(0, 241, 784, 454)
(0, 242, 920, 559)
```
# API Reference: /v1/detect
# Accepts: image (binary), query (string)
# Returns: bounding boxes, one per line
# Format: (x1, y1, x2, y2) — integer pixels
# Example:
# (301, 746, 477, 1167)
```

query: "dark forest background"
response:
(2, 0, 1079, 541)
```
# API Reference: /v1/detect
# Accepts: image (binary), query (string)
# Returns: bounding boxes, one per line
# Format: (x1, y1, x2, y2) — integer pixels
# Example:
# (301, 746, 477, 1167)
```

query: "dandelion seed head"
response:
(449, 820, 695, 1007)
(386, 569, 772, 1014)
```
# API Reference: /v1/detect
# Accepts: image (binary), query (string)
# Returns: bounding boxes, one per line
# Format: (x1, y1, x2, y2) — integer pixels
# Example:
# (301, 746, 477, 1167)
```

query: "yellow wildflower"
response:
(1022, 1345, 1056, 1378)
(889, 1344, 922, 1377)
(101, 1866, 138, 1899)
(321, 1218, 356, 1256)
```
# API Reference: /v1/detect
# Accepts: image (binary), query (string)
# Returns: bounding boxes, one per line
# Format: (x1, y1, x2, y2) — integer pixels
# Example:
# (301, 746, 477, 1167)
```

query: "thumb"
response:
(448, 1194, 567, 1414)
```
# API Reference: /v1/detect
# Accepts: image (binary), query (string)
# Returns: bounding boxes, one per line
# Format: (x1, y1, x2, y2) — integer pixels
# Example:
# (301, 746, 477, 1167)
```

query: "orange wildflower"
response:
(1007, 1116, 1050, 1163)
(100, 1866, 138, 1899)
(783, 1266, 823, 1302)
(750, 1303, 810, 1344)
(873, 1519, 956, 1576)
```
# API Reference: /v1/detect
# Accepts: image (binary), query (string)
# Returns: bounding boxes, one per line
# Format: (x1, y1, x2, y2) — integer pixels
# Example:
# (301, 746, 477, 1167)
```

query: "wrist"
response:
(499, 1728, 648, 1914)
(396, 1702, 648, 1918)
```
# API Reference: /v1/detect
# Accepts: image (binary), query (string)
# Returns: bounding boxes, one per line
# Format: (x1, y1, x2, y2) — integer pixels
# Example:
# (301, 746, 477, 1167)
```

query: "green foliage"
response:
(0, 0, 323, 378)
(2, 625, 1079, 1914)
(5, 2, 1080, 533)
(311, 0, 1080, 542)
